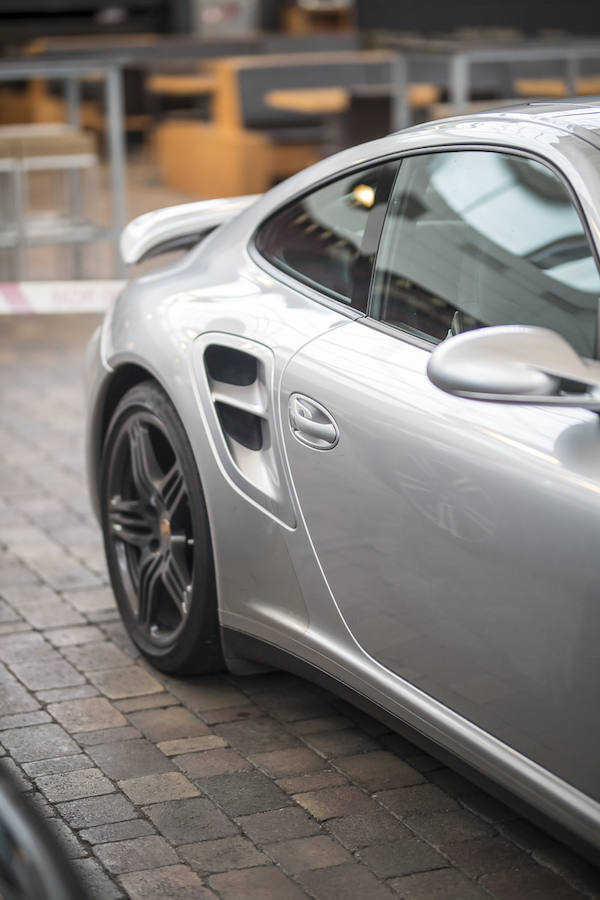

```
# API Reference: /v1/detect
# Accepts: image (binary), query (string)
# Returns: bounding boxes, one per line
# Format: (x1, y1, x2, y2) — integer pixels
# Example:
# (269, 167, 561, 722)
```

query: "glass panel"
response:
(255, 164, 390, 307)
(373, 151, 600, 357)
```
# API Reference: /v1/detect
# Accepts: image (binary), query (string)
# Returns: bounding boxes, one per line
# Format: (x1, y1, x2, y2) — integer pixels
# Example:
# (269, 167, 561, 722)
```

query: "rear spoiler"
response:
(120, 194, 260, 265)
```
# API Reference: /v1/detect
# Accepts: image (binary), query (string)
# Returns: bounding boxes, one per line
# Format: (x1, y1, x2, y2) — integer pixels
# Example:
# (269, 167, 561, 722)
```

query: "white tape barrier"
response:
(0, 281, 126, 314)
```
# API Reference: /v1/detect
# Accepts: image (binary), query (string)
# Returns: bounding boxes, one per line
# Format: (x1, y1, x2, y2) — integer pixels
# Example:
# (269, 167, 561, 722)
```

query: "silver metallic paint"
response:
(86, 102, 600, 853)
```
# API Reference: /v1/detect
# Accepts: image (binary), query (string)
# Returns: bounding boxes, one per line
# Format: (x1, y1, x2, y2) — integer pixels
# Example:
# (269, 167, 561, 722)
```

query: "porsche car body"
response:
(86, 100, 600, 858)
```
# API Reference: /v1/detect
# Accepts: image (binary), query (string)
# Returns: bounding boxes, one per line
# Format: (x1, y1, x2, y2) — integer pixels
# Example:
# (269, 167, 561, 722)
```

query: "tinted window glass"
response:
(255, 164, 393, 309)
(372, 151, 600, 357)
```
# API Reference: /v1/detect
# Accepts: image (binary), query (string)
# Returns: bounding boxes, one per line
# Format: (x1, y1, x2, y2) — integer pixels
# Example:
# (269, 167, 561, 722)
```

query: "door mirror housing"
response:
(427, 325, 600, 411)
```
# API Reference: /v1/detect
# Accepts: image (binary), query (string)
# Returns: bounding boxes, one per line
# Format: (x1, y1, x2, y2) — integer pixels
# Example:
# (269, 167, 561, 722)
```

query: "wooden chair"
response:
(154, 50, 438, 198)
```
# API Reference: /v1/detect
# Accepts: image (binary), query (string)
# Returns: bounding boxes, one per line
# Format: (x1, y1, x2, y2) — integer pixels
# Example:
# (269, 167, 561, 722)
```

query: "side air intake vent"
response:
(204, 345, 257, 386)
(215, 402, 263, 451)
(193, 333, 295, 527)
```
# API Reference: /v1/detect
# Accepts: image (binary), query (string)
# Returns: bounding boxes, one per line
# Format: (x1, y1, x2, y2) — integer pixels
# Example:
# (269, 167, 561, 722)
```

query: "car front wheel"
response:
(100, 381, 223, 674)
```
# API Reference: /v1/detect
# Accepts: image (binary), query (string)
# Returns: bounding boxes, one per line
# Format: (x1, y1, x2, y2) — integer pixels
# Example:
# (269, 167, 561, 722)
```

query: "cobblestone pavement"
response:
(1, 314, 600, 900)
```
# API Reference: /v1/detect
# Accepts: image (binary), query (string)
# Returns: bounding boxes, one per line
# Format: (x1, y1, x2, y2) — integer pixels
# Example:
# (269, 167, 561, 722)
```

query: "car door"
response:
(279, 147, 600, 800)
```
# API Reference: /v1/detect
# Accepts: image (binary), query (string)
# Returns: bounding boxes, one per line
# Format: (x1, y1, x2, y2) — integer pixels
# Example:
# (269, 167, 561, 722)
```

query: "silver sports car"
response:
(86, 100, 600, 858)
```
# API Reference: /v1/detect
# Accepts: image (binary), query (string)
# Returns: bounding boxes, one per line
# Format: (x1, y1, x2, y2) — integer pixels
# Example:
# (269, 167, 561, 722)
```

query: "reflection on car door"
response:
(281, 148, 600, 801)
(281, 320, 600, 801)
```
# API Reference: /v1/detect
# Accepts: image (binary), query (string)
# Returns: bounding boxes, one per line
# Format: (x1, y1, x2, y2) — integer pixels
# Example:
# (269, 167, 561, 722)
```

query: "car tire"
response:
(100, 381, 223, 674)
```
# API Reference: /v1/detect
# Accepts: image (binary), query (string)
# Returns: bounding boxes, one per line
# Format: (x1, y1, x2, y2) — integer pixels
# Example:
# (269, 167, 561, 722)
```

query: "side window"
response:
(255, 163, 396, 310)
(371, 150, 600, 358)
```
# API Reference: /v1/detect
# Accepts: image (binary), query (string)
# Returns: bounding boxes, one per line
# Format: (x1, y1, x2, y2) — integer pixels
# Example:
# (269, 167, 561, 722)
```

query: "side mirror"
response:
(427, 325, 600, 411)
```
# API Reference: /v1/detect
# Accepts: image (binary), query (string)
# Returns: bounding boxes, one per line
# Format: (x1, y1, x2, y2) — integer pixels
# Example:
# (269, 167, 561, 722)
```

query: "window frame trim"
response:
(249, 160, 400, 316)
(365, 142, 600, 361)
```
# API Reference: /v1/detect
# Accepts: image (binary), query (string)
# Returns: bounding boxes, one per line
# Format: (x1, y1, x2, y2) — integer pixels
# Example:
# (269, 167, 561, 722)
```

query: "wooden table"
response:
(265, 83, 439, 116)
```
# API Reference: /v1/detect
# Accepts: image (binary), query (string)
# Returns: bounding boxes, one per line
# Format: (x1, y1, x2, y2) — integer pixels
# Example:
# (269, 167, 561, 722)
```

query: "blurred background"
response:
(1, 0, 600, 285)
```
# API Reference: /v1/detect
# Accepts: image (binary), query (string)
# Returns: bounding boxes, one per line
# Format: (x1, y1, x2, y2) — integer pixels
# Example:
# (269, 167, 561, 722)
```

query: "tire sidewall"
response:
(100, 381, 222, 674)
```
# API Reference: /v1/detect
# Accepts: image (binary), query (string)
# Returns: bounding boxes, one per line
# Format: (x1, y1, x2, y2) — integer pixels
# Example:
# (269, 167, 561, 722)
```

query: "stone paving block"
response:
(532, 845, 600, 896)
(250, 747, 327, 779)
(406, 809, 495, 845)
(0, 585, 58, 614)
(428, 767, 479, 798)
(326, 809, 415, 851)
(20, 599, 86, 629)
(71, 857, 124, 900)
(175, 748, 252, 779)
(209, 865, 306, 900)
(36, 767, 115, 802)
(45, 818, 87, 858)
(479, 865, 585, 900)
(80, 818, 156, 845)
(0, 710, 50, 730)
(439, 836, 532, 878)
(35, 684, 99, 704)
(44, 625, 104, 647)
(49, 696, 127, 733)
(87, 665, 163, 700)
(119, 772, 199, 805)
(158, 735, 227, 756)
(0, 630, 58, 665)
(0, 565, 40, 588)
(359, 836, 448, 879)
(289, 715, 353, 736)
(0, 662, 15, 685)
(0, 601, 24, 623)
(162, 675, 246, 712)
(237, 807, 321, 844)
(120, 865, 216, 900)
(266, 834, 352, 874)
(98, 621, 139, 658)
(303, 727, 380, 758)
(180, 836, 268, 874)
(460, 791, 518, 825)
(0, 683, 39, 716)
(277, 771, 348, 795)
(335, 751, 426, 792)
(497, 817, 559, 853)
(11, 659, 85, 691)
(196, 771, 291, 817)
(63, 587, 116, 614)
(0, 621, 32, 637)
(23, 754, 93, 777)
(390, 867, 490, 899)
(62, 640, 131, 672)
(58, 793, 138, 829)
(35, 564, 101, 593)
(293, 785, 378, 821)
(377, 784, 460, 819)
(214, 717, 300, 755)
(297, 862, 396, 899)
(115, 693, 179, 713)
(87, 739, 175, 780)
(200, 703, 263, 725)
(128, 706, 210, 742)
(0, 722, 80, 763)
(143, 796, 238, 844)
(94, 835, 179, 874)
(75, 725, 141, 746)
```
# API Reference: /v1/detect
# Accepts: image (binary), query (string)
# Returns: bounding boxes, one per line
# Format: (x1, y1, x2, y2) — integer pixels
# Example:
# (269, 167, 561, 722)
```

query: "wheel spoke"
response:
(129, 421, 162, 503)
(137, 549, 162, 630)
(108, 497, 152, 549)
(160, 462, 186, 519)
(162, 536, 191, 614)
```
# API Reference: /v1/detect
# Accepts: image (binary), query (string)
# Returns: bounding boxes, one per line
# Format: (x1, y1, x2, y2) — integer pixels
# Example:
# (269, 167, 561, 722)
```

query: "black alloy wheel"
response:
(101, 381, 223, 674)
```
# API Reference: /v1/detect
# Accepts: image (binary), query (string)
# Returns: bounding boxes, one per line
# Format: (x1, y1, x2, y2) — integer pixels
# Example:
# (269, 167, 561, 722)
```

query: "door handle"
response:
(289, 395, 339, 449)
